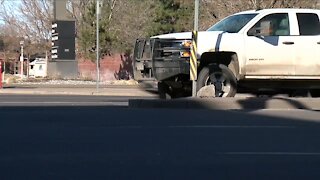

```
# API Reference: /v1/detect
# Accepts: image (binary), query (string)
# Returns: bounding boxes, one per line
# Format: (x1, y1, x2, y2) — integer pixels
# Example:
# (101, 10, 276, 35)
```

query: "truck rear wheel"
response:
(197, 64, 237, 97)
(158, 82, 172, 99)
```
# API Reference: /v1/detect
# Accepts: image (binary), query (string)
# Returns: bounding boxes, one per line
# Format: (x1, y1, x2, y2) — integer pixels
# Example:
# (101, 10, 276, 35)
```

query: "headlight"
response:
(180, 51, 191, 58)
(181, 40, 192, 48)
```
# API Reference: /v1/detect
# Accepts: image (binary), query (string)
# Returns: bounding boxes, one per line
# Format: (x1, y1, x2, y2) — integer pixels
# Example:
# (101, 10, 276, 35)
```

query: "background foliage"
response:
(0, 0, 318, 61)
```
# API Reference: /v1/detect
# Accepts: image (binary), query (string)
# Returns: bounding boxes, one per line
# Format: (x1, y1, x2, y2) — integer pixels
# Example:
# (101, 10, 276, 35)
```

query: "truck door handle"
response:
(282, 41, 294, 45)
(317, 42, 320, 45)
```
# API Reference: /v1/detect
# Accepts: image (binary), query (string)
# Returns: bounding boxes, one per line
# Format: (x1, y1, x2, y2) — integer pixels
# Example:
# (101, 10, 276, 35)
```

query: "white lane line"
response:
(0, 102, 125, 104)
(102, 125, 295, 129)
(222, 152, 320, 156)
(75, 125, 295, 129)
(0, 102, 128, 105)
(168, 125, 295, 129)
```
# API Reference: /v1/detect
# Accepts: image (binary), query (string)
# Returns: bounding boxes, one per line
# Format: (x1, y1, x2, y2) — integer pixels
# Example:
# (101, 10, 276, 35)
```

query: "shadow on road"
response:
(1, 103, 320, 179)
(237, 97, 311, 110)
(2, 85, 37, 89)
(129, 96, 320, 111)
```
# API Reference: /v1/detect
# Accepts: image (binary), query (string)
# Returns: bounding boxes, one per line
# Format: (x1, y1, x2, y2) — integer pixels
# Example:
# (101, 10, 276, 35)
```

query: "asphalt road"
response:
(1, 95, 320, 179)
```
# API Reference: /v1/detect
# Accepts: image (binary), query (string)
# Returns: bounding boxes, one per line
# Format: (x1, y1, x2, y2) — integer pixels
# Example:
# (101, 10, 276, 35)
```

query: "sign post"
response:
(191, 0, 199, 97)
(20, 41, 24, 77)
(96, 0, 102, 92)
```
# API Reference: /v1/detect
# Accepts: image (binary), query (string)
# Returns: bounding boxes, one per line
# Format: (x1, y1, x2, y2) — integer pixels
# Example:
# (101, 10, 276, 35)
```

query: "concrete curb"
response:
(0, 87, 158, 97)
(3, 84, 141, 89)
(129, 97, 320, 110)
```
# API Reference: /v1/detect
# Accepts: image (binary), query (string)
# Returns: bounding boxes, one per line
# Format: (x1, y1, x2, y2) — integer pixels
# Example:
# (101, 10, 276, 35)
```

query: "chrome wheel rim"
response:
(204, 72, 231, 97)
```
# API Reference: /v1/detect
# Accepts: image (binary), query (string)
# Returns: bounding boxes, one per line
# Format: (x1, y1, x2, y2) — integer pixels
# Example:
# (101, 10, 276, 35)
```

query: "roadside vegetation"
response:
(0, 0, 318, 62)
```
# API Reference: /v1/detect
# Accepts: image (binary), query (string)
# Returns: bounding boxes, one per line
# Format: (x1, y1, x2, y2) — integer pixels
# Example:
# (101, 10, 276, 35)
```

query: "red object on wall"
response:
(0, 61, 2, 89)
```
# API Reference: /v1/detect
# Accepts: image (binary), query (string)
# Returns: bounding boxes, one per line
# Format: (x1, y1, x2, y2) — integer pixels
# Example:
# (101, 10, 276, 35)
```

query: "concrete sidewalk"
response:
(0, 85, 158, 97)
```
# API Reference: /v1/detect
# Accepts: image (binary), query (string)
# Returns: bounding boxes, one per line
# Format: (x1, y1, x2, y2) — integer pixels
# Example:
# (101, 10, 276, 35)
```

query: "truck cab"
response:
(133, 9, 320, 98)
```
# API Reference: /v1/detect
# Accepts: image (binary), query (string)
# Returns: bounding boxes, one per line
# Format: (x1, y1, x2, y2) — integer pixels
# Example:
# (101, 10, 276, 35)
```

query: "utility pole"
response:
(194, 0, 199, 32)
(96, 0, 101, 91)
(20, 41, 24, 78)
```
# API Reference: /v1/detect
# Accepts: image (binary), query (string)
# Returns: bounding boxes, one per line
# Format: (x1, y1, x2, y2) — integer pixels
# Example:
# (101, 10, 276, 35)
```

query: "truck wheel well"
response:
(199, 52, 239, 79)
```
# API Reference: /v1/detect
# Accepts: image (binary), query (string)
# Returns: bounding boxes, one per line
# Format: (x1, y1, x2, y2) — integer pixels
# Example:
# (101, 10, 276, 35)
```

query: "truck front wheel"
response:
(197, 64, 237, 97)
(158, 82, 172, 99)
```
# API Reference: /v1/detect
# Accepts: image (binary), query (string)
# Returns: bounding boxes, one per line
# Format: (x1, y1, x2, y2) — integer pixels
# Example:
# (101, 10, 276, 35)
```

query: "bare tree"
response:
(108, 0, 157, 52)
(66, 0, 92, 26)
(0, 0, 53, 58)
(0, 25, 21, 60)
(19, 0, 52, 43)
(200, 0, 318, 30)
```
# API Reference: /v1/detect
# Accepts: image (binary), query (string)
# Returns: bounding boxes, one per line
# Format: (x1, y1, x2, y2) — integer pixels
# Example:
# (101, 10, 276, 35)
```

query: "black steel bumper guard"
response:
(133, 38, 191, 82)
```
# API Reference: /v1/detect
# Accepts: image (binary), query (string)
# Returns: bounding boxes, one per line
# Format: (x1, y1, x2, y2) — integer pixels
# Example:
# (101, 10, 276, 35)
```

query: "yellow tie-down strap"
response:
(190, 31, 198, 81)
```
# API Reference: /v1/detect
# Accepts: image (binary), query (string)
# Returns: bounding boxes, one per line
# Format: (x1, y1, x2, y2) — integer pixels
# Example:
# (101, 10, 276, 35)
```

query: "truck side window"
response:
(297, 13, 320, 35)
(248, 13, 290, 36)
(142, 40, 151, 59)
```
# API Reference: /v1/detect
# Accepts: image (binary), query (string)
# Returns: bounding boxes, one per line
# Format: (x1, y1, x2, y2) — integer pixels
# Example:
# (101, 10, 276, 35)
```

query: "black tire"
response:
(310, 89, 320, 97)
(157, 82, 172, 99)
(197, 64, 237, 97)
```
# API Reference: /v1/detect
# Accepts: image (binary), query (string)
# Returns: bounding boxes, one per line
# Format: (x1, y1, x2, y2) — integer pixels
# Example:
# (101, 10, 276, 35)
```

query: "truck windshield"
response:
(207, 14, 257, 33)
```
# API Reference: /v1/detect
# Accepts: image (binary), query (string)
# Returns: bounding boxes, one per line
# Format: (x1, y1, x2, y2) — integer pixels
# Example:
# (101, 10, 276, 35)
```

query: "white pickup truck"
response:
(133, 9, 320, 98)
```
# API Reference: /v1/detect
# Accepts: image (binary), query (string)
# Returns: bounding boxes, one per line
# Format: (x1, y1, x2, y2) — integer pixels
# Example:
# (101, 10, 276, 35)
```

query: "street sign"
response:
(51, 21, 76, 61)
